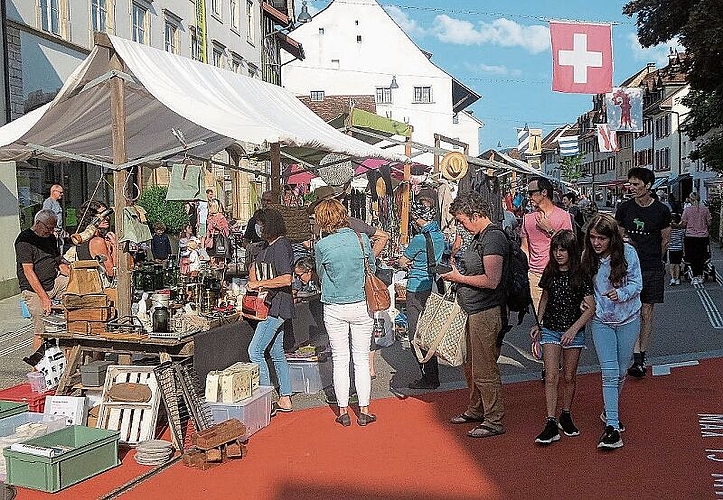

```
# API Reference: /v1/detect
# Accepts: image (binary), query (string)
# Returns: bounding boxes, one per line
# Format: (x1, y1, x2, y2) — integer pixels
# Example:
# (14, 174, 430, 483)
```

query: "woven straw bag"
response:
(269, 204, 311, 243)
(413, 291, 467, 367)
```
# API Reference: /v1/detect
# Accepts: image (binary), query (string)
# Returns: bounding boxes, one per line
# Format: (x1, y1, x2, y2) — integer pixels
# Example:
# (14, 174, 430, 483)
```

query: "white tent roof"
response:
(0, 35, 407, 167)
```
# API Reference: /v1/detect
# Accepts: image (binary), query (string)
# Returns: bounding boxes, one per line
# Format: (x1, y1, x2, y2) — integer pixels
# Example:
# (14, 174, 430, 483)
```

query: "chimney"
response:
(647, 62, 656, 73)
(667, 47, 677, 66)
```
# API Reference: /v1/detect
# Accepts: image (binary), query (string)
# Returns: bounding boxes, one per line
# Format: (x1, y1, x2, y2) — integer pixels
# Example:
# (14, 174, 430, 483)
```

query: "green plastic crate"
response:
(3, 425, 120, 492)
(0, 401, 29, 420)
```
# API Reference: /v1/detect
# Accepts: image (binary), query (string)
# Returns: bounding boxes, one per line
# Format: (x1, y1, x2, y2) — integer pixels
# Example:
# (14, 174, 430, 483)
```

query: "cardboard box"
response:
(43, 396, 87, 426)
(65, 261, 103, 296)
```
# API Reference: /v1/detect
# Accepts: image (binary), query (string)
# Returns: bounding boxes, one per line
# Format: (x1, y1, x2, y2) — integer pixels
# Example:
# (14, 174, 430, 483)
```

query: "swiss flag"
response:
(550, 21, 613, 94)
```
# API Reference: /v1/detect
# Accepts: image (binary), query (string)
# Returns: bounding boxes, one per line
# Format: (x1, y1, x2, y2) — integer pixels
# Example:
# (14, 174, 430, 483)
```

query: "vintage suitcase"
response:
(205, 362, 260, 403)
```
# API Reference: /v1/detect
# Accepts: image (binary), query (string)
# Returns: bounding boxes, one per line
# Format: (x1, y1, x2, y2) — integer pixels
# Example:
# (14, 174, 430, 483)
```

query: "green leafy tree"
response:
(560, 154, 585, 182)
(623, 0, 723, 172)
(136, 185, 188, 235)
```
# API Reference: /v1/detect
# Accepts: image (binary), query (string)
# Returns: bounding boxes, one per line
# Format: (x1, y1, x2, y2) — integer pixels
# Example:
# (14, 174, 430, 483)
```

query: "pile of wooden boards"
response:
(204, 362, 260, 403)
(63, 293, 116, 335)
(182, 419, 247, 469)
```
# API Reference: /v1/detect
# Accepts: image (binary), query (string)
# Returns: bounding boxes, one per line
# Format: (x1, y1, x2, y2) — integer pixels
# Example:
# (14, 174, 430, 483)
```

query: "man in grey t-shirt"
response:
(42, 184, 64, 251)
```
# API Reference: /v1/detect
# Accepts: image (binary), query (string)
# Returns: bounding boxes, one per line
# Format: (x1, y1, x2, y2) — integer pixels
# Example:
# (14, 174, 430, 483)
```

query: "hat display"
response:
(440, 151, 469, 181)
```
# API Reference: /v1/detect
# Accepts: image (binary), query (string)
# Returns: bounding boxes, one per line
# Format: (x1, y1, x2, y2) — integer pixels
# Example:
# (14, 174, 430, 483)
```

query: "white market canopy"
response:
(0, 35, 408, 168)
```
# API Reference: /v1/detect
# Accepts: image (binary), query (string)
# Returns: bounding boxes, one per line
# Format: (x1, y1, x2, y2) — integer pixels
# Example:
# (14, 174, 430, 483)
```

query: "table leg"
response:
(57, 345, 81, 395)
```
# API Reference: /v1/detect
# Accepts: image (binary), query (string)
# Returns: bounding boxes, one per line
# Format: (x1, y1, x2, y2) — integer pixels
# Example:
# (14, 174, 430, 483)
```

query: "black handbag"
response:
(212, 233, 231, 258)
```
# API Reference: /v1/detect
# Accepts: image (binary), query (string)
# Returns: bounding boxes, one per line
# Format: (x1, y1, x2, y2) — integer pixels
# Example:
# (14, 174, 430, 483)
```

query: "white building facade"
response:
(281, 0, 482, 164)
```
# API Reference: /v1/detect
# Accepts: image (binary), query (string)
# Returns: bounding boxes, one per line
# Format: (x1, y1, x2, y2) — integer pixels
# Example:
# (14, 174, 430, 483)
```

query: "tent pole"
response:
(270, 142, 281, 200)
(109, 44, 131, 318)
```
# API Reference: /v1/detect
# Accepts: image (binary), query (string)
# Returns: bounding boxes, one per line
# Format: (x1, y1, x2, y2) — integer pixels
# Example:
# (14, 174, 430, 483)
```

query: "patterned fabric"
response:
(413, 291, 468, 366)
(410, 200, 436, 222)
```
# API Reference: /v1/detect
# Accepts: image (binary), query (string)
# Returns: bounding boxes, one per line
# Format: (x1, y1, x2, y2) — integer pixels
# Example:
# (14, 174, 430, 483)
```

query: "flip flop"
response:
(450, 413, 484, 424)
(467, 424, 505, 438)
(272, 402, 293, 415)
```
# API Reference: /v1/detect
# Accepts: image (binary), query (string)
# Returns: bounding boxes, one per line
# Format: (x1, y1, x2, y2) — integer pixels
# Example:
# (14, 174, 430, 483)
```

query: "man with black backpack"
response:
(442, 192, 509, 438)
(398, 199, 445, 389)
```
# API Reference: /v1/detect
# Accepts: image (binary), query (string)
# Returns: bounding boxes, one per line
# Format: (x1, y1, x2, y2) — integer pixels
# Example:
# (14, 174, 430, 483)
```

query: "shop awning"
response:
(0, 35, 407, 168)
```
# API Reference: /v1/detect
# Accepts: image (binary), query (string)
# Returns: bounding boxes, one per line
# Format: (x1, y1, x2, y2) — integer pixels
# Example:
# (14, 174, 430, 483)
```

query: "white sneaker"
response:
(675, 279, 680, 285)
(669, 278, 676, 286)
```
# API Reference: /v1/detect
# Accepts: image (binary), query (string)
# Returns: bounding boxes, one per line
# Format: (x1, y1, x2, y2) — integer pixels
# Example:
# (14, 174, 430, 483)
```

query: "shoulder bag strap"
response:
(423, 232, 435, 273)
(355, 232, 372, 277)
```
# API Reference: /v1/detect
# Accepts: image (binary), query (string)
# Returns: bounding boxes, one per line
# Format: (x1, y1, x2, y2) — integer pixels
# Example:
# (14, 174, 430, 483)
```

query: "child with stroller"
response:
(531, 230, 595, 445)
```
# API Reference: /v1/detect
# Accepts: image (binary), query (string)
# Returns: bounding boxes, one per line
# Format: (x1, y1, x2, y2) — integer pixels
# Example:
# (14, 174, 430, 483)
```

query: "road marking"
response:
(694, 281, 723, 329)
(651, 360, 699, 376)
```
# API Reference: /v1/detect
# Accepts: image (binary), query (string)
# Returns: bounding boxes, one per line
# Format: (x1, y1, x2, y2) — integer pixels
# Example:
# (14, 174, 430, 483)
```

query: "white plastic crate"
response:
(208, 385, 273, 439)
(0, 412, 68, 481)
(288, 360, 332, 394)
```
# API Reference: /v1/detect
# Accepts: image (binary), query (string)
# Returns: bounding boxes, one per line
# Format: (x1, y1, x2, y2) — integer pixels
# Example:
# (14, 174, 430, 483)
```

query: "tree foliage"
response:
(623, 0, 723, 172)
(136, 185, 189, 235)
(560, 154, 585, 183)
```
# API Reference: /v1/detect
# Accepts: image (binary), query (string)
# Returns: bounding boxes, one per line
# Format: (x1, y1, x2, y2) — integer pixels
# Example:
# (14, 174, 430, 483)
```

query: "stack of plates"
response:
(135, 440, 174, 466)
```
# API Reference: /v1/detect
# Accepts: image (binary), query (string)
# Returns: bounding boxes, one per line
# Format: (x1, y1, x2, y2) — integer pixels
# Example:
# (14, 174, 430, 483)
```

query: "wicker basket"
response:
(270, 204, 312, 243)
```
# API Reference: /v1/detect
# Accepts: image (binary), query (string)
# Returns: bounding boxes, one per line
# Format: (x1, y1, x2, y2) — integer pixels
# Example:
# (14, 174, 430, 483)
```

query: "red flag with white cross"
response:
(550, 21, 613, 94)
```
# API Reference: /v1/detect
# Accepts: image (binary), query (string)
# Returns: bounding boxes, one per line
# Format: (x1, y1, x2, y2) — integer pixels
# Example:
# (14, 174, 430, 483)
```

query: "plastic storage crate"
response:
(0, 401, 29, 420)
(288, 360, 332, 394)
(0, 412, 68, 481)
(3, 425, 120, 493)
(208, 385, 273, 439)
(0, 384, 55, 412)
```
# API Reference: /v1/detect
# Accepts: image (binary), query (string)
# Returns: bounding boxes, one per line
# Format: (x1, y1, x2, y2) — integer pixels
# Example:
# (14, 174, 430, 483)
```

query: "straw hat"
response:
(440, 151, 469, 181)
(375, 177, 387, 198)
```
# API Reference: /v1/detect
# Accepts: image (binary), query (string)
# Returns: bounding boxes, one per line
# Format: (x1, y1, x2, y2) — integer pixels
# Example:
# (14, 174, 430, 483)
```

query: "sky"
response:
(297, 0, 683, 152)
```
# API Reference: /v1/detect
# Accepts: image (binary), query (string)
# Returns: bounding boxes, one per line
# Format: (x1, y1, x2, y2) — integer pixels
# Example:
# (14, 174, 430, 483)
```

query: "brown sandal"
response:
(467, 424, 505, 438)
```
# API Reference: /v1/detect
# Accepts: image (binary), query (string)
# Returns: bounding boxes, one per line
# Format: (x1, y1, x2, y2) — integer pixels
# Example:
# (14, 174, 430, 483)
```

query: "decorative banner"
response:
(605, 87, 643, 132)
(550, 21, 613, 94)
(196, 0, 208, 63)
(596, 124, 619, 153)
(557, 135, 580, 157)
(517, 126, 529, 154)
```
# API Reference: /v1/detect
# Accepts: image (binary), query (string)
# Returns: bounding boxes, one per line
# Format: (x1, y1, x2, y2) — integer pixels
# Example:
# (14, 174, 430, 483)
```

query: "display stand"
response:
(40, 332, 195, 395)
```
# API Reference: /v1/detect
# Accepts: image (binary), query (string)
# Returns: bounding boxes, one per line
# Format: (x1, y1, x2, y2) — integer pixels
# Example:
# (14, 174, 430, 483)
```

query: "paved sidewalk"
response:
(0, 293, 35, 389)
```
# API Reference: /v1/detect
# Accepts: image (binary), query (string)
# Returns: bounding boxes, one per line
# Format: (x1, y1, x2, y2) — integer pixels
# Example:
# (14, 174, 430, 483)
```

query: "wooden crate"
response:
(63, 294, 109, 309)
(66, 321, 107, 335)
(96, 366, 161, 446)
(66, 307, 113, 322)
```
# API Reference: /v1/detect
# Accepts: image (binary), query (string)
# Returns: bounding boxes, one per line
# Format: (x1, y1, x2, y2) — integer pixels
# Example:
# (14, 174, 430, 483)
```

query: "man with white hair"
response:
(15, 209, 69, 350)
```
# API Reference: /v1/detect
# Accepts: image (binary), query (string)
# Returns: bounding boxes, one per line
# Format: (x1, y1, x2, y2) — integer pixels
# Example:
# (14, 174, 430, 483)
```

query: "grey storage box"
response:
(80, 361, 113, 387)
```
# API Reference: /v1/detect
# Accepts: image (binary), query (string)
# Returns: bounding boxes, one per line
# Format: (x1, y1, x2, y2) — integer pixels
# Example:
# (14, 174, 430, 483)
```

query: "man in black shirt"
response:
(615, 167, 671, 377)
(15, 209, 69, 349)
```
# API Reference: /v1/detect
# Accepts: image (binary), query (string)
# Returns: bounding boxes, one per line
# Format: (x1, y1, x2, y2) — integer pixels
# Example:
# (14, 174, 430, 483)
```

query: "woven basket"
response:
(270, 204, 312, 243)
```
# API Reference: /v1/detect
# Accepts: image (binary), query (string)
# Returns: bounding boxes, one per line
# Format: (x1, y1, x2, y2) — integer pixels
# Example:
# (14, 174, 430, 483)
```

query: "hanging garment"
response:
(166, 164, 204, 201)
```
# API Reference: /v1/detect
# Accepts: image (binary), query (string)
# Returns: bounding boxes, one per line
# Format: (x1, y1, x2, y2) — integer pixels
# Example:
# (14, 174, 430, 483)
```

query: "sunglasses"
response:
(295, 270, 310, 279)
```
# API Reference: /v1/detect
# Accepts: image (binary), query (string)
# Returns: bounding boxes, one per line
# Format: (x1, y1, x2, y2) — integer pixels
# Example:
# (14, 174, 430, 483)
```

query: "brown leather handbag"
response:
(356, 233, 390, 313)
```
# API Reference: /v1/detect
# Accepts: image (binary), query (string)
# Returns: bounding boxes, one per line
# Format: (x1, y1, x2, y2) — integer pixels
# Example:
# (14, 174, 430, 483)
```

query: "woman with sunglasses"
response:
(581, 214, 642, 450)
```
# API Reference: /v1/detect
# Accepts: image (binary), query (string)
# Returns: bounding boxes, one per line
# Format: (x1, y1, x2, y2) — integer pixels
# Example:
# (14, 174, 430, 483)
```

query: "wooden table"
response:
(40, 331, 196, 394)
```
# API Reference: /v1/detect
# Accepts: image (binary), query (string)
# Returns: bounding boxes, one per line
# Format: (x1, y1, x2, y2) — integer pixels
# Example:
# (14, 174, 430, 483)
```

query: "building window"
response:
(211, 0, 222, 18)
(40, 0, 61, 35)
(230, 0, 239, 31)
(231, 55, 243, 73)
(310, 90, 325, 102)
(212, 44, 225, 68)
(413, 86, 432, 103)
(132, 2, 148, 44)
(190, 26, 202, 61)
(375, 87, 391, 104)
(164, 20, 179, 54)
(91, 0, 107, 32)
(453, 113, 459, 124)
(356, 35, 362, 43)
(319, 27, 324, 35)
(246, 0, 255, 44)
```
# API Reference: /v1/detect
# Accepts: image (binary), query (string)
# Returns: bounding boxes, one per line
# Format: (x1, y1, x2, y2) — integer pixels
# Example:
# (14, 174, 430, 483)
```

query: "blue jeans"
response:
(591, 316, 640, 430)
(248, 316, 291, 396)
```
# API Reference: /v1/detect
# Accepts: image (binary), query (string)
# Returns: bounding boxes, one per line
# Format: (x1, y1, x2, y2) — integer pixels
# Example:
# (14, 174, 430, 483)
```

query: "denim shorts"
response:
(540, 327, 586, 349)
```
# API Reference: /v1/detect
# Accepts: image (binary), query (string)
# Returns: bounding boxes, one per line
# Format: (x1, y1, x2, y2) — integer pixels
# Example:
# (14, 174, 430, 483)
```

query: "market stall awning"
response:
(0, 35, 407, 168)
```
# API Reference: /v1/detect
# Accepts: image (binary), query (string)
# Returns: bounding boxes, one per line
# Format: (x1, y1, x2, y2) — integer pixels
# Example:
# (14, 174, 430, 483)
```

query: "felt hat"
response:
(307, 184, 349, 214)
(440, 151, 469, 181)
